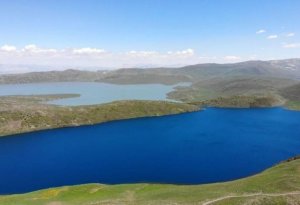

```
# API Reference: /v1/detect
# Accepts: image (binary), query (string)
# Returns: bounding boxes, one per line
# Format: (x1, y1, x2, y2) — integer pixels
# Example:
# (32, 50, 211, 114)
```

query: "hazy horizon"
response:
(0, 57, 299, 75)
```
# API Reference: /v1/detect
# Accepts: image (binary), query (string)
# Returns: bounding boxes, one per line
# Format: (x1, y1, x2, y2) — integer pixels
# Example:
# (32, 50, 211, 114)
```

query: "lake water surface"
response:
(0, 82, 179, 105)
(0, 107, 300, 194)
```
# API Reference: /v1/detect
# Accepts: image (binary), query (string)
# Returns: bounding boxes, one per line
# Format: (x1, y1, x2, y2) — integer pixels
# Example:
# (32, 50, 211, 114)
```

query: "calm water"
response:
(0, 82, 179, 106)
(0, 107, 300, 194)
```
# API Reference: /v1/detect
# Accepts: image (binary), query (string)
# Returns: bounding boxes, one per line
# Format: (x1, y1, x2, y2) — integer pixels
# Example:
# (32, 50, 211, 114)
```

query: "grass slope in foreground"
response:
(0, 158, 299, 205)
(0, 95, 199, 136)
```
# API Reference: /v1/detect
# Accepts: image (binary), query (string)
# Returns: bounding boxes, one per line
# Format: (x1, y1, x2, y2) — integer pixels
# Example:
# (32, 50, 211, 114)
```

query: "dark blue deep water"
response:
(1, 107, 300, 194)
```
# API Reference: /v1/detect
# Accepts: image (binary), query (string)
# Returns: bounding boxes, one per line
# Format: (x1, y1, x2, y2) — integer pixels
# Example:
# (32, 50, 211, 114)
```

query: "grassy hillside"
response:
(0, 69, 104, 84)
(0, 95, 199, 137)
(285, 101, 300, 110)
(0, 157, 299, 205)
(1, 81, 299, 137)
(280, 83, 300, 102)
(96, 73, 191, 85)
(192, 95, 285, 108)
(279, 83, 300, 110)
(2, 59, 300, 110)
(168, 76, 297, 102)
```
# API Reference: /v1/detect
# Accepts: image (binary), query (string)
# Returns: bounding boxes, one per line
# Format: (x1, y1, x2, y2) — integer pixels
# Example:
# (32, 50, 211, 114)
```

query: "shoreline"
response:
(0, 96, 200, 137)
(1, 155, 298, 196)
(0, 156, 299, 204)
(1, 94, 299, 137)
(1, 107, 200, 138)
(2, 101, 299, 138)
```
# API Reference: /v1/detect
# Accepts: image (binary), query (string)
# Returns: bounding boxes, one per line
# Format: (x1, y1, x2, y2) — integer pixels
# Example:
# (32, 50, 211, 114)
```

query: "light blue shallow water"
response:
(0, 107, 300, 194)
(0, 82, 178, 105)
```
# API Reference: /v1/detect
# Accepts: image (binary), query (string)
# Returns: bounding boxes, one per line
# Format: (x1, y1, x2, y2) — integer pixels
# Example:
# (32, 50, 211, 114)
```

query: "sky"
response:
(0, 0, 300, 72)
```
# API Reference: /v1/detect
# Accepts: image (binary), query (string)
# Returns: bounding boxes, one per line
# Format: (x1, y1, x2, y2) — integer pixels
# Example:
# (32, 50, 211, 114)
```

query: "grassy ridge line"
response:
(188, 95, 286, 108)
(0, 95, 199, 137)
(285, 101, 300, 110)
(1, 94, 298, 137)
(0, 158, 299, 205)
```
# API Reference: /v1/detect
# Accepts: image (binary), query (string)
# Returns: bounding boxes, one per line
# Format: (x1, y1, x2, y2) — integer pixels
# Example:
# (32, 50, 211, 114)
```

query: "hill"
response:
(1, 59, 300, 110)
(0, 95, 199, 136)
(279, 83, 300, 110)
(0, 69, 104, 84)
(280, 83, 300, 102)
(1, 59, 300, 85)
(168, 76, 297, 102)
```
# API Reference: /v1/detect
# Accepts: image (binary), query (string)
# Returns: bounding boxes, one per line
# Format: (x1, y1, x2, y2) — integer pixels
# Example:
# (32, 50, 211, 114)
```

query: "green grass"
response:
(190, 95, 286, 108)
(0, 158, 299, 205)
(285, 101, 300, 110)
(0, 95, 199, 137)
(168, 76, 296, 103)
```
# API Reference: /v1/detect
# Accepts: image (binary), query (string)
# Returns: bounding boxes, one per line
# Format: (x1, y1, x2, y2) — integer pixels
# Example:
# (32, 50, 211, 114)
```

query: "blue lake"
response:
(0, 82, 180, 106)
(0, 107, 300, 194)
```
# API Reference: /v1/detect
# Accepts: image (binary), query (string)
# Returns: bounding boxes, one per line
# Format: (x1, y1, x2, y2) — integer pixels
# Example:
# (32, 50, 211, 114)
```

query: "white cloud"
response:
(126, 50, 158, 57)
(22, 44, 57, 53)
(283, 43, 300, 48)
(0, 45, 17, 52)
(72, 47, 106, 55)
(5, 44, 291, 72)
(23, 44, 38, 51)
(267, 35, 278, 39)
(223, 56, 241, 61)
(0, 45, 253, 71)
(166, 49, 195, 57)
(175, 48, 195, 56)
(126, 48, 195, 58)
(256, 29, 266, 34)
(286, 33, 295, 37)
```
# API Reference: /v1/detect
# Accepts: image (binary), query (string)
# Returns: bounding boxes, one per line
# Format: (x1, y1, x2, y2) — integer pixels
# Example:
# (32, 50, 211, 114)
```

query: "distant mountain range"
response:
(1, 58, 300, 85)
(1, 58, 300, 103)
